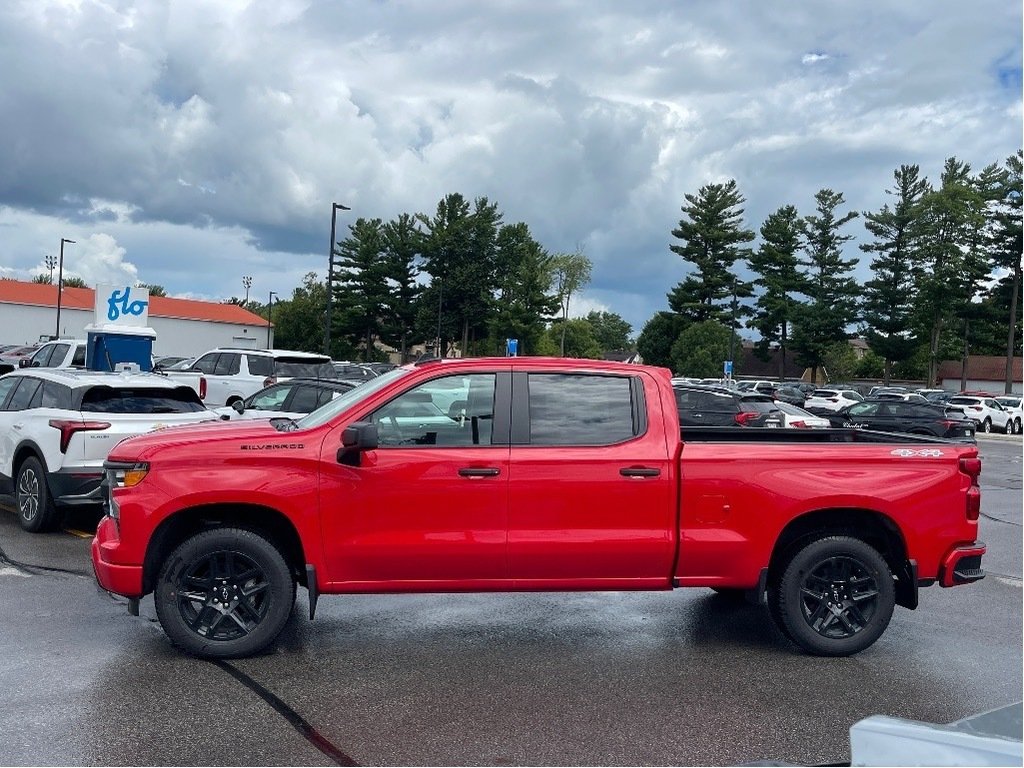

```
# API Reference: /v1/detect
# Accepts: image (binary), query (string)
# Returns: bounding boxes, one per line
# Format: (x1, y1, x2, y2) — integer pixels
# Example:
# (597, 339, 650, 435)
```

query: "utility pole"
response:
(324, 202, 351, 357)
(55, 237, 75, 338)
(267, 291, 277, 349)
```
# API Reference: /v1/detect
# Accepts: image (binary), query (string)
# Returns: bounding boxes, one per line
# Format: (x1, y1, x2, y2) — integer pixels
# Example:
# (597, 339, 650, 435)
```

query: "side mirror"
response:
(232, 400, 245, 414)
(18, 358, 30, 368)
(337, 421, 378, 465)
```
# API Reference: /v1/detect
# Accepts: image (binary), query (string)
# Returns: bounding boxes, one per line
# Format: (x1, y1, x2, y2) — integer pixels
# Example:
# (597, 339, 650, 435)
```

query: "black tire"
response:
(769, 535, 895, 656)
(1015, 418, 1022, 435)
(982, 418, 992, 433)
(155, 528, 296, 658)
(15, 456, 59, 533)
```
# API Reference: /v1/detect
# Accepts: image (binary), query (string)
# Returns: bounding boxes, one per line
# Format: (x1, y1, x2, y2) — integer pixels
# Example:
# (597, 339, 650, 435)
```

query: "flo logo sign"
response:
(94, 284, 150, 326)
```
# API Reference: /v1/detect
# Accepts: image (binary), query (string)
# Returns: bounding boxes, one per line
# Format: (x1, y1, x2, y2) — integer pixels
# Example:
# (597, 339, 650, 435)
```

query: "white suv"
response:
(804, 388, 865, 412)
(995, 396, 1022, 435)
(0, 369, 217, 532)
(947, 395, 1013, 434)
(182, 348, 335, 407)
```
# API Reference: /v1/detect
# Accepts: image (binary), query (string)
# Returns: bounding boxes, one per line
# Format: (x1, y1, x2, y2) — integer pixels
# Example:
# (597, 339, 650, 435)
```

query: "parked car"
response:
(673, 384, 783, 427)
(994, 396, 1022, 435)
(920, 389, 953, 404)
(772, 385, 807, 407)
(18, 338, 87, 369)
(364, 362, 399, 375)
(804, 388, 865, 412)
(175, 348, 335, 407)
(946, 395, 1013, 434)
(826, 400, 977, 442)
(216, 378, 355, 420)
(873, 391, 930, 404)
(153, 355, 190, 370)
(0, 368, 218, 532)
(773, 400, 831, 429)
(0, 345, 39, 375)
(332, 362, 380, 385)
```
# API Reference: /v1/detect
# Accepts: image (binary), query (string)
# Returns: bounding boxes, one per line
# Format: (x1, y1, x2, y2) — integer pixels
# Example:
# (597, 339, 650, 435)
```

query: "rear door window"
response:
(0, 378, 19, 408)
(81, 386, 206, 413)
(214, 353, 241, 376)
(39, 381, 72, 410)
(4, 378, 41, 411)
(528, 373, 636, 446)
(44, 343, 70, 367)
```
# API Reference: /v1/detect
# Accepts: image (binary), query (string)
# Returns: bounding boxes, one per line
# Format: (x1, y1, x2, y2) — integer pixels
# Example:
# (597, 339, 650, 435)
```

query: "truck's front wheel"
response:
(155, 528, 295, 658)
(770, 536, 895, 656)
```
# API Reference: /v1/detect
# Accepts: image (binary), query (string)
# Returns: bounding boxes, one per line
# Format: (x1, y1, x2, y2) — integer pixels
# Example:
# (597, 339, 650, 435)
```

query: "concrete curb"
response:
(976, 432, 1023, 443)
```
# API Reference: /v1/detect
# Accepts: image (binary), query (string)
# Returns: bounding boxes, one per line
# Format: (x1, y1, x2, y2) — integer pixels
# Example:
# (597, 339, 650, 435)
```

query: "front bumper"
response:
(91, 515, 143, 597)
(938, 541, 987, 587)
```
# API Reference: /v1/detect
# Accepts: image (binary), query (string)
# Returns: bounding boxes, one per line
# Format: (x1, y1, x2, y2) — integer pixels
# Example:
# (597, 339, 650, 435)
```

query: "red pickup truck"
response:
(92, 358, 985, 659)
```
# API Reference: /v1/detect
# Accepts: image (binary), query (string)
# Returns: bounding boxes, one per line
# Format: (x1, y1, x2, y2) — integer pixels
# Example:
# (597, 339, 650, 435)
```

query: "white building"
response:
(0, 279, 272, 357)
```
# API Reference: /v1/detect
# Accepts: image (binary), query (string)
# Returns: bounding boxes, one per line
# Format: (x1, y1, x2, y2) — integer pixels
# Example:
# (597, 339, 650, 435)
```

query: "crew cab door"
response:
(319, 371, 512, 587)
(506, 370, 675, 588)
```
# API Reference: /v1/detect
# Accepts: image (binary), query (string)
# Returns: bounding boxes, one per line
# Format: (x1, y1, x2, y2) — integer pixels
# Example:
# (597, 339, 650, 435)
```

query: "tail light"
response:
(198, 377, 207, 400)
(960, 457, 982, 521)
(734, 411, 759, 426)
(263, 376, 277, 388)
(49, 419, 111, 453)
(790, 420, 809, 429)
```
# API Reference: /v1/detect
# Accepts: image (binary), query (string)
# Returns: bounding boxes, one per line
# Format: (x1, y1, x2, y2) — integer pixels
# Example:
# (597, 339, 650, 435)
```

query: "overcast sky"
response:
(0, 0, 1020, 335)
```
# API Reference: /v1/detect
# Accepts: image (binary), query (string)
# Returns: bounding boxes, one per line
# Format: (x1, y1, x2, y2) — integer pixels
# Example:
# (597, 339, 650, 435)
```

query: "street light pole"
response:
(436, 277, 443, 357)
(324, 202, 351, 356)
(728, 278, 737, 381)
(55, 237, 75, 338)
(267, 291, 277, 349)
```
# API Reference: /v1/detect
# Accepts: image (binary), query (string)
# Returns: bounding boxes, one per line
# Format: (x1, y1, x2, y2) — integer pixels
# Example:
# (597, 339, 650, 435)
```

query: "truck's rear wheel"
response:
(155, 528, 295, 658)
(769, 535, 895, 656)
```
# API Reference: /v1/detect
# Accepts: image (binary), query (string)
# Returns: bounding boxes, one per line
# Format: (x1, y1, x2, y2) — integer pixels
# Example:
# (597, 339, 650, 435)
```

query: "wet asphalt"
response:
(0, 436, 1020, 766)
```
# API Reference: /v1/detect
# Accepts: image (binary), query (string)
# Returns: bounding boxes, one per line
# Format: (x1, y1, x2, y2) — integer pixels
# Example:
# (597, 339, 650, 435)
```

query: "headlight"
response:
(104, 461, 149, 519)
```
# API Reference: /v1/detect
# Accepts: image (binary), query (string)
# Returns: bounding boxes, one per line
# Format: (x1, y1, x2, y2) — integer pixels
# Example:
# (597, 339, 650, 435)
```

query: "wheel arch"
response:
(767, 507, 916, 609)
(142, 503, 307, 595)
(12, 440, 50, 478)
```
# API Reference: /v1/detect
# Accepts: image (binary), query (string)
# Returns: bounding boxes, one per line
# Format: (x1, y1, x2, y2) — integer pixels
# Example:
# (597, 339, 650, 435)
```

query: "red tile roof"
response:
(0, 279, 269, 326)
(937, 355, 1023, 383)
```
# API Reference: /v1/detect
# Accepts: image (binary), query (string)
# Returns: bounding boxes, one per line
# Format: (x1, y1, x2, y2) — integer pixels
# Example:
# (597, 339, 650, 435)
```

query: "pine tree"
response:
(790, 189, 860, 382)
(988, 150, 1024, 391)
(747, 205, 806, 378)
(488, 222, 560, 355)
(332, 218, 392, 361)
(860, 165, 929, 383)
(380, 213, 423, 363)
(667, 180, 755, 325)
(914, 158, 988, 385)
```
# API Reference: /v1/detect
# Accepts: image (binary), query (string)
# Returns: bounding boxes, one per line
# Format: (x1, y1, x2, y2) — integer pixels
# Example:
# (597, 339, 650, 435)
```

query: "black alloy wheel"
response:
(771, 535, 895, 656)
(16, 456, 58, 533)
(155, 528, 295, 658)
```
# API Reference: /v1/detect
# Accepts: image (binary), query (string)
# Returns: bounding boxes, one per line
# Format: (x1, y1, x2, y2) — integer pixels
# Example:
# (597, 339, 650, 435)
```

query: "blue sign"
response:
(723, 360, 733, 376)
(506, 338, 518, 357)
(106, 287, 149, 322)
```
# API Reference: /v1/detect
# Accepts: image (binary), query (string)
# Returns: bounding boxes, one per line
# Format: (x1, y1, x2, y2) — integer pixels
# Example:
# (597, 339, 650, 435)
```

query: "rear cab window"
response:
(274, 357, 334, 378)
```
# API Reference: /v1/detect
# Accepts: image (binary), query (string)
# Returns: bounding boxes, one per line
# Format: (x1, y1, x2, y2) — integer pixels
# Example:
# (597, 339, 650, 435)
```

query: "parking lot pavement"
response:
(0, 442, 1020, 767)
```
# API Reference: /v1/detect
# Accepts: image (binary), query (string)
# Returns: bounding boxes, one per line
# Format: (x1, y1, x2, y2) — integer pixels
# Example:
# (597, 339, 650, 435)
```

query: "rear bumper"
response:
(938, 542, 986, 587)
(48, 469, 104, 507)
(91, 515, 143, 597)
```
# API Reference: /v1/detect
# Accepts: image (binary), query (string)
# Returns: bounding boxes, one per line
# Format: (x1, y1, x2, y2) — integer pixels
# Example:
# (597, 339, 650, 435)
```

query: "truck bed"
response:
(680, 426, 971, 444)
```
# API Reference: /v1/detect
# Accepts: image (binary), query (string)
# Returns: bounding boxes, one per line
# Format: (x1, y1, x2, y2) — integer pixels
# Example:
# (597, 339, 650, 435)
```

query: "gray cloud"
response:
(0, 0, 1019, 334)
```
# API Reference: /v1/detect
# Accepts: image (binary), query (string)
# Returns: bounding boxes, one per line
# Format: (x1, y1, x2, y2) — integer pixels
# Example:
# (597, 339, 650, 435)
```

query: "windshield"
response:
(295, 366, 411, 429)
